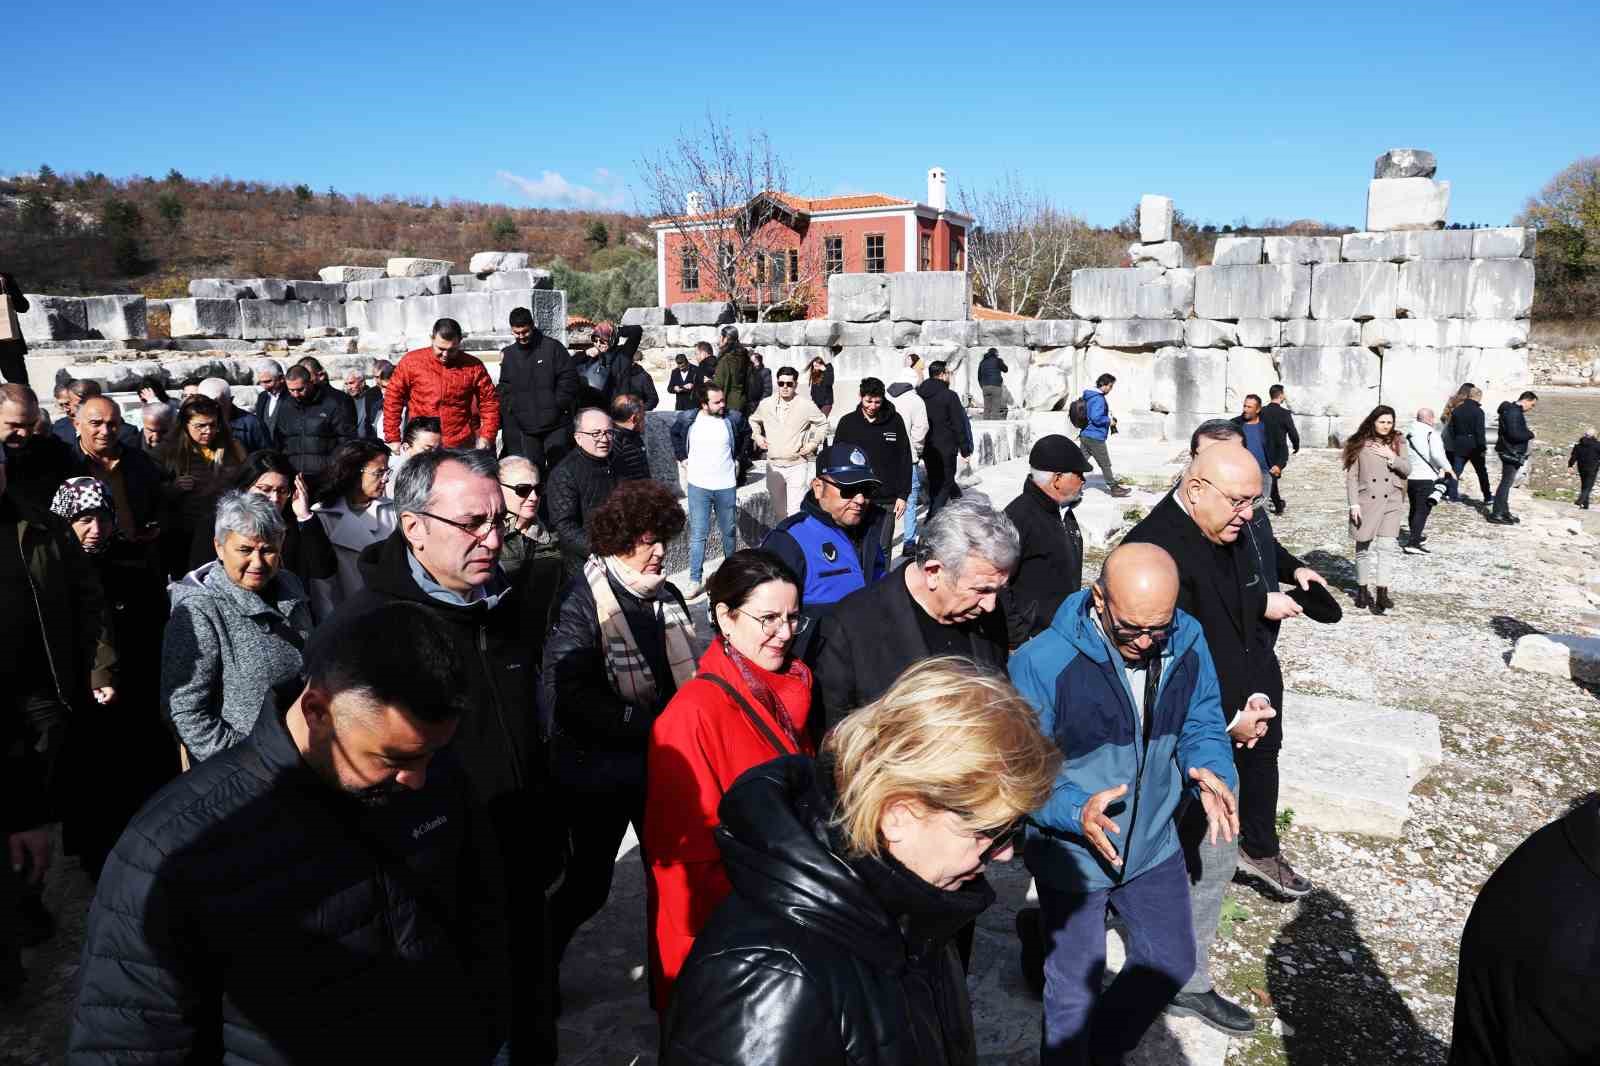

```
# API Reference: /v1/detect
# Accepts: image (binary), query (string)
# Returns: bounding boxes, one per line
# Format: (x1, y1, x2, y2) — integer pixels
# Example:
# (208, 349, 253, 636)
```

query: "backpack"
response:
(1068, 395, 1090, 430)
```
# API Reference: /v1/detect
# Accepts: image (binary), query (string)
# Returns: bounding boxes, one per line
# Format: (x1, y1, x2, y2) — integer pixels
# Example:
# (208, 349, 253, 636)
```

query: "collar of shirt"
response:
(407, 549, 485, 607)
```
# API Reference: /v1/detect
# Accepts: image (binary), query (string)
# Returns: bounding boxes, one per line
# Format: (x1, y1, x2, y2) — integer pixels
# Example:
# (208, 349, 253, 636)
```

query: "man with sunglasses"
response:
(1010, 542, 1238, 1065)
(750, 366, 828, 520)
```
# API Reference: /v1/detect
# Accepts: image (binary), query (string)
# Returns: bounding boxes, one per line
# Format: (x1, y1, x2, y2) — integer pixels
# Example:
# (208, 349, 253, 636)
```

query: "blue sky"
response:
(7, 0, 1596, 228)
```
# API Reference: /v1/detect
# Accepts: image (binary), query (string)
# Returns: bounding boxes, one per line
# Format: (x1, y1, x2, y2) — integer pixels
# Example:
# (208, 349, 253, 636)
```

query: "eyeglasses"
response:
(501, 481, 538, 498)
(1197, 477, 1267, 515)
(413, 509, 507, 544)
(820, 477, 873, 500)
(575, 429, 613, 441)
(1099, 593, 1176, 647)
(732, 609, 812, 637)
(777, 380, 798, 388)
(974, 817, 1028, 865)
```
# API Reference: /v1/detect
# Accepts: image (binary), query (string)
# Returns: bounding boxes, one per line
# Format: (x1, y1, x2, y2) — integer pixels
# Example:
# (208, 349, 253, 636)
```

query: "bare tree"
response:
(958, 174, 1091, 318)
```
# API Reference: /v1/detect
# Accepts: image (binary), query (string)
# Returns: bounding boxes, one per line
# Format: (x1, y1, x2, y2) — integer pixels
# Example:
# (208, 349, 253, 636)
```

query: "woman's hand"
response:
(1349, 505, 1362, 525)
(291, 474, 313, 520)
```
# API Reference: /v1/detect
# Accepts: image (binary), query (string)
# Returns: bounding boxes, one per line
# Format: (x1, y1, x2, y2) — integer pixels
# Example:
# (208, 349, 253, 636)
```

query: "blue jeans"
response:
(1038, 850, 1196, 1065)
(687, 484, 737, 582)
(902, 461, 923, 548)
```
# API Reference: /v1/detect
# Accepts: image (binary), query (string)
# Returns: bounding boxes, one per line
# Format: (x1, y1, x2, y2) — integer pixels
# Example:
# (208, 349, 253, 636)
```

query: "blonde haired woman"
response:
(661, 657, 1060, 1066)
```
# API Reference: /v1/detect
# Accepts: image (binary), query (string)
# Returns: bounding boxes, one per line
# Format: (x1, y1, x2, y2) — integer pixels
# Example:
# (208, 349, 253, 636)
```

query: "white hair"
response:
(253, 359, 284, 377)
(498, 455, 537, 481)
(197, 377, 232, 404)
(912, 498, 1020, 579)
(1030, 469, 1055, 486)
(1416, 406, 1435, 422)
(140, 401, 174, 425)
(213, 490, 285, 546)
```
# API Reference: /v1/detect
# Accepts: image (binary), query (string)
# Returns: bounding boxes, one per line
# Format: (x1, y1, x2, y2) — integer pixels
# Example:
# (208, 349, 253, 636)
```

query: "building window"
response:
(824, 236, 843, 275)
(865, 234, 886, 274)
(755, 253, 766, 283)
(920, 234, 933, 271)
(949, 237, 964, 271)
(768, 251, 784, 284)
(788, 249, 799, 282)
(680, 247, 699, 291)
(718, 242, 735, 281)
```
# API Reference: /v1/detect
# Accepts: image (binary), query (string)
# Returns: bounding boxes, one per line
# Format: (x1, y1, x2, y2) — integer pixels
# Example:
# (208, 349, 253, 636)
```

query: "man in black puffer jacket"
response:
(1489, 391, 1538, 525)
(547, 408, 618, 576)
(917, 360, 972, 519)
(499, 306, 578, 474)
(270, 364, 355, 478)
(69, 603, 510, 1065)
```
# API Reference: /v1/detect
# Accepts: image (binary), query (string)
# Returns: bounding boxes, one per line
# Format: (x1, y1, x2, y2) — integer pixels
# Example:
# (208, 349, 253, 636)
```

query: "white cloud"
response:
(496, 168, 626, 210)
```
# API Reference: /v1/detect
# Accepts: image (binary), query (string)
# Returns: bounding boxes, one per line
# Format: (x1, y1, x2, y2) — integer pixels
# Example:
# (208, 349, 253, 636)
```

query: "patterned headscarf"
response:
(50, 476, 114, 528)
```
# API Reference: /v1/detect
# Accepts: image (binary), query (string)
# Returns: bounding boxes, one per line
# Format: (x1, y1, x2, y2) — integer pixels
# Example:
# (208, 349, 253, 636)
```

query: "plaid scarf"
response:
(585, 555, 697, 707)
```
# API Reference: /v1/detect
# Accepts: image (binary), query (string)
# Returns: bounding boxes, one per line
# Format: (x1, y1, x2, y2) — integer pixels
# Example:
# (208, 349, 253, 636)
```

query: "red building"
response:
(650, 167, 972, 317)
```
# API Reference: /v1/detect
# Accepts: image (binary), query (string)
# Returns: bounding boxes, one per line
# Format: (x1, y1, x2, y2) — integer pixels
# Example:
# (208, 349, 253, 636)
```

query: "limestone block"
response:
(889, 320, 921, 346)
(1378, 346, 1476, 416)
(1366, 178, 1450, 231)
(1151, 347, 1228, 414)
(1128, 241, 1183, 269)
(735, 322, 770, 345)
(469, 251, 530, 274)
(889, 272, 968, 322)
(239, 299, 309, 340)
(1278, 346, 1380, 415)
(1185, 320, 1237, 348)
(1094, 319, 1185, 351)
(674, 326, 720, 349)
(977, 319, 1027, 347)
(1023, 319, 1095, 348)
(1263, 236, 1342, 265)
(491, 289, 566, 342)
(1081, 347, 1156, 414)
(400, 295, 442, 341)
(83, 295, 146, 341)
(1510, 633, 1600, 683)
(1235, 319, 1280, 349)
(189, 278, 258, 300)
(1023, 363, 1070, 411)
(433, 292, 495, 334)
(1471, 226, 1535, 259)
(1309, 261, 1398, 321)
(1225, 347, 1279, 410)
(1070, 268, 1145, 320)
(486, 269, 552, 292)
(1468, 258, 1536, 320)
(836, 322, 877, 347)
(387, 257, 455, 277)
(640, 325, 668, 349)
(318, 266, 385, 283)
(832, 346, 903, 382)
(1282, 319, 1360, 346)
(16, 295, 89, 342)
(1395, 260, 1471, 318)
(671, 301, 734, 326)
(450, 275, 489, 293)
(350, 297, 405, 339)
(1166, 269, 1195, 319)
(289, 280, 346, 302)
(1374, 148, 1437, 179)
(1340, 231, 1411, 262)
(1139, 195, 1174, 244)
(1409, 230, 1475, 260)
(787, 319, 825, 346)
(249, 279, 295, 302)
(1211, 236, 1263, 267)
(920, 320, 978, 346)
(1193, 264, 1311, 321)
(621, 306, 668, 327)
(827, 274, 891, 322)
(168, 298, 243, 339)
(774, 322, 808, 347)
(1362, 318, 1530, 350)
(347, 275, 452, 300)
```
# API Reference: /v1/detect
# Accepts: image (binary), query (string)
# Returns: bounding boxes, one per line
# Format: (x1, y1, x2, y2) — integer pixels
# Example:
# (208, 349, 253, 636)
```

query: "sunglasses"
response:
(975, 817, 1028, 865)
(501, 481, 538, 499)
(820, 477, 873, 499)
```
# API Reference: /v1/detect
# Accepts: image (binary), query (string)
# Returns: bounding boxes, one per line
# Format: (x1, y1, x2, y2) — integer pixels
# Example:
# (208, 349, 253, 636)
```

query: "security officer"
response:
(1002, 434, 1091, 646)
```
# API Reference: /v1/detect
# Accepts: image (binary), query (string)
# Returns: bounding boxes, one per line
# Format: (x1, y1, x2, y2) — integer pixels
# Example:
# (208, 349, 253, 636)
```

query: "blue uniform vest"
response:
(780, 513, 868, 606)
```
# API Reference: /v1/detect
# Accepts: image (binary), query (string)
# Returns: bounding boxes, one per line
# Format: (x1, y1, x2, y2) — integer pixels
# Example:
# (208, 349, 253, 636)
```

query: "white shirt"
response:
(686, 413, 737, 490)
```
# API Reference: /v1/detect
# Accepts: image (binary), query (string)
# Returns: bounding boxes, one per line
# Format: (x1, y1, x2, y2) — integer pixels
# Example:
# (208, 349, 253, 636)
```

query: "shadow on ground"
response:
(1302, 550, 1357, 592)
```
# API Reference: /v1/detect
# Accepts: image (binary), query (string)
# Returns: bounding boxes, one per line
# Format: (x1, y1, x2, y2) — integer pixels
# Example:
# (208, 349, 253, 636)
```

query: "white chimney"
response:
(685, 191, 705, 216)
(927, 167, 947, 211)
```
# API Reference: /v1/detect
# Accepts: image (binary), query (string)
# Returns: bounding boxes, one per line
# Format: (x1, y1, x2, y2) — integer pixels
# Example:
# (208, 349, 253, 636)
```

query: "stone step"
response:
(1509, 632, 1600, 683)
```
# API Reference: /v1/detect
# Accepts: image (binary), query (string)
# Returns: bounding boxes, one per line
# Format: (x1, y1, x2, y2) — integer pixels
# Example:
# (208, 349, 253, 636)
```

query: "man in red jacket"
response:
(384, 317, 501, 451)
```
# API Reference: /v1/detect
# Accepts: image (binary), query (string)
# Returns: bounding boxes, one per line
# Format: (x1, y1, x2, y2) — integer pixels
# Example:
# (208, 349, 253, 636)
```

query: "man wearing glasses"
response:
(1010, 542, 1239, 1065)
(546, 407, 618, 577)
(750, 366, 828, 520)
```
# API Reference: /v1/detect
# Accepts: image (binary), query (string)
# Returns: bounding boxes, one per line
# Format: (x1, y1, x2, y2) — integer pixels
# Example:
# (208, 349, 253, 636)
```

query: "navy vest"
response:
(780, 513, 869, 606)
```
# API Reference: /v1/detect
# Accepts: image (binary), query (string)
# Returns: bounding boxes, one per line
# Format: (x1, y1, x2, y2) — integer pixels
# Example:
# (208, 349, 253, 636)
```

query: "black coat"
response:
(1450, 794, 1600, 1066)
(665, 755, 986, 1066)
(610, 425, 651, 482)
(69, 440, 165, 532)
(498, 331, 578, 451)
(977, 351, 1008, 387)
(1261, 402, 1300, 469)
(1495, 401, 1534, 464)
(620, 362, 660, 411)
(668, 365, 701, 411)
(4, 433, 75, 510)
(68, 687, 510, 1065)
(269, 383, 355, 477)
(1447, 399, 1488, 457)
(353, 388, 384, 441)
(253, 386, 284, 428)
(1122, 492, 1303, 749)
(833, 403, 912, 502)
(1002, 478, 1083, 645)
(573, 325, 643, 411)
(0, 272, 29, 367)
(545, 448, 616, 575)
(809, 363, 834, 409)
(1569, 437, 1600, 473)
(810, 562, 1008, 733)
(917, 377, 970, 458)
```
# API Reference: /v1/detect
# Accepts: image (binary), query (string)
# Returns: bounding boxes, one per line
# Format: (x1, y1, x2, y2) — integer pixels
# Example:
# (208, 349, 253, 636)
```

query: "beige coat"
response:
(1346, 440, 1412, 542)
(750, 393, 829, 464)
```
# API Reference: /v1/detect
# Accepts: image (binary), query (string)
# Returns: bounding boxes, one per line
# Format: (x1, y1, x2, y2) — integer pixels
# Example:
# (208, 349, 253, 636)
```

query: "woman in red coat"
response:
(645, 549, 814, 1012)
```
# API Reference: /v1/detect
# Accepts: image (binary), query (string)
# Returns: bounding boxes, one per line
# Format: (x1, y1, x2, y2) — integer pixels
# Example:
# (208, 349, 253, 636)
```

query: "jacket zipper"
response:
(18, 531, 71, 707)
(479, 625, 523, 790)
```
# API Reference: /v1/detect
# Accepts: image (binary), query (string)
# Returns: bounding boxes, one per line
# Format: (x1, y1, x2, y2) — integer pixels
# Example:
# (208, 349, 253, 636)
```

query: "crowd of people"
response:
(0, 288, 1582, 1066)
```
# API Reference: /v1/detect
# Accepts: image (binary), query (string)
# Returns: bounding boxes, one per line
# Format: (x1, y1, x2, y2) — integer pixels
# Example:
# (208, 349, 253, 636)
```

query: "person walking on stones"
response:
(608, 393, 653, 483)
(1079, 373, 1130, 498)
(1489, 390, 1538, 525)
(832, 378, 911, 554)
(384, 318, 500, 451)
(886, 368, 928, 551)
(0, 271, 31, 385)
(668, 352, 700, 412)
(1261, 384, 1299, 514)
(672, 383, 748, 594)
(271, 364, 356, 479)
(1002, 435, 1091, 646)
(1442, 383, 1490, 504)
(547, 407, 618, 577)
(1344, 405, 1411, 612)
(1569, 429, 1600, 509)
(978, 347, 1009, 419)
(751, 364, 829, 520)
(808, 353, 834, 415)
(917, 359, 972, 519)
(1010, 544, 1240, 1065)
(498, 306, 577, 475)
(1403, 407, 1454, 554)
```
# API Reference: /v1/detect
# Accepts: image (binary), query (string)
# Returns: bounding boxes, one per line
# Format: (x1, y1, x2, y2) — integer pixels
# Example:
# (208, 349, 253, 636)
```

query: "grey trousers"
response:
(982, 384, 1006, 419)
(1178, 797, 1238, 995)
(1081, 436, 1117, 486)
(1354, 535, 1398, 587)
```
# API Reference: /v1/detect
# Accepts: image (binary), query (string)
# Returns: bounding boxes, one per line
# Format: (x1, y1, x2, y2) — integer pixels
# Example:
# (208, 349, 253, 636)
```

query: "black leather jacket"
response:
(663, 755, 988, 1066)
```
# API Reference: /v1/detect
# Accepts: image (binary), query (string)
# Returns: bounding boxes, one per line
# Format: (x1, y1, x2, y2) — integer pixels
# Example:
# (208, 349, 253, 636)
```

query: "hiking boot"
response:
(1167, 990, 1257, 1035)
(1236, 851, 1313, 900)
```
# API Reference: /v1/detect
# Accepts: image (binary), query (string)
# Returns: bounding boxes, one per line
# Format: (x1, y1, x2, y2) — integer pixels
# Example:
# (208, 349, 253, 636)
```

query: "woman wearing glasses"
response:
(310, 439, 397, 619)
(644, 550, 816, 1013)
(542, 479, 697, 969)
(661, 657, 1060, 1065)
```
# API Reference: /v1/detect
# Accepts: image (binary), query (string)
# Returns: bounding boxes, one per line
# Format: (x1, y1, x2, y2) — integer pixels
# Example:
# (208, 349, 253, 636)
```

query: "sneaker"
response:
(1107, 485, 1133, 498)
(1235, 851, 1313, 900)
(1167, 990, 1257, 1035)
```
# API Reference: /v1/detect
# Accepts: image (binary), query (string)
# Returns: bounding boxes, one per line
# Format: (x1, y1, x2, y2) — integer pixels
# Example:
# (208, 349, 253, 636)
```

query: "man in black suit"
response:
(343, 363, 385, 441)
(253, 359, 286, 427)
(1260, 384, 1300, 514)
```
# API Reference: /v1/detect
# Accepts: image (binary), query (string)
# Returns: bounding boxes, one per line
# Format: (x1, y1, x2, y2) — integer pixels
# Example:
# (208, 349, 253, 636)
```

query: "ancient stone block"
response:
(621, 306, 668, 327)
(1211, 236, 1263, 267)
(836, 322, 877, 347)
(1129, 241, 1184, 269)
(468, 251, 530, 274)
(1409, 230, 1475, 260)
(1263, 236, 1342, 265)
(1069, 268, 1140, 320)
(487, 289, 565, 342)
(1139, 195, 1174, 244)
(1361, 318, 1530, 350)
(920, 320, 978, 346)
(1340, 231, 1411, 262)
(1282, 319, 1360, 346)
(1023, 319, 1095, 348)
(1468, 258, 1536, 319)
(889, 320, 922, 347)
(189, 279, 258, 300)
(15, 295, 89, 342)
(82, 295, 147, 341)
(1151, 347, 1228, 414)
(1235, 319, 1280, 348)
(1309, 261, 1398, 321)
(1022, 364, 1070, 411)
(387, 257, 455, 277)
(346, 275, 452, 300)
(1193, 264, 1311, 321)
(450, 274, 489, 293)
(1276, 346, 1380, 415)
(1366, 178, 1450, 231)
(432, 292, 495, 335)
(827, 274, 891, 322)
(1396, 260, 1471, 318)
(1185, 320, 1237, 348)
(1081, 347, 1157, 414)
(774, 322, 808, 347)
(1373, 148, 1437, 179)
(977, 319, 1027, 347)
(1225, 347, 1279, 410)
(318, 266, 385, 283)
(1166, 269, 1195, 319)
(486, 269, 553, 292)
(289, 280, 346, 302)
(169, 298, 243, 339)
(1471, 226, 1535, 259)
(239, 299, 309, 340)
(671, 301, 735, 326)
(1094, 319, 1185, 351)
(249, 279, 295, 302)
(832, 346, 904, 381)
(889, 272, 968, 322)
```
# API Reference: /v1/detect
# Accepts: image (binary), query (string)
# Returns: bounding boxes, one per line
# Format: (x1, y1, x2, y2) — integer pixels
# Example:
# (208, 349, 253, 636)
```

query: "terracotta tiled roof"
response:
(653, 189, 915, 226)
(972, 305, 1032, 321)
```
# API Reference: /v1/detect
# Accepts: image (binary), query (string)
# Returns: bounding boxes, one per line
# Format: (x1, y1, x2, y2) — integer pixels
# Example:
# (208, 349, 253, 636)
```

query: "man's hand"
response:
(1269, 465, 1282, 477)
(9, 827, 52, 885)
(894, 498, 907, 519)
(1264, 591, 1304, 621)
(1292, 566, 1328, 592)
(1230, 696, 1276, 749)
(753, 434, 769, 451)
(1080, 783, 1127, 867)
(92, 686, 116, 705)
(1188, 768, 1240, 845)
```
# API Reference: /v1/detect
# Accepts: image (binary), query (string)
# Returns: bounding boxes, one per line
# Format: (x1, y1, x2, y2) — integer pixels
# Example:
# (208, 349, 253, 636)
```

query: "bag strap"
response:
(1406, 432, 1441, 476)
(700, 672, 789, 759)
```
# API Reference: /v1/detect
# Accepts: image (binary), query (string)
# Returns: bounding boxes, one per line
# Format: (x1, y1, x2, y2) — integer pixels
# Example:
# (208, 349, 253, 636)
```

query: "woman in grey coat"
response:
(160, 490, 312, 762)
(1343, 405, 1411, 615)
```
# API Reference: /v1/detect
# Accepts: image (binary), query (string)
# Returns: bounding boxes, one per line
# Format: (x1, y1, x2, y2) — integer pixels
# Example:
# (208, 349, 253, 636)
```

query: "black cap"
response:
(1028, 434, 1093, 474)
(815, 442, 881, 487)
(1287, 581, 1343, 624)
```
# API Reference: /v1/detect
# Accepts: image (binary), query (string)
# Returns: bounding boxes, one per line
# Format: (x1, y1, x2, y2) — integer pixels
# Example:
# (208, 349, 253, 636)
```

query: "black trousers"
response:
(1269, 472, 1285, 511)
(924, 447, 960, 518)
(1406, 481, 1437, 543)
(512, 426, 571, 480)
(1579, 466, 1598, 507)
(1449, 451, 1492, 501)
(1233, 740, 1281, 860)
(0, 343, 28, 386)
(548, 781, 645, 966)
(1493, 459, 1521, 517)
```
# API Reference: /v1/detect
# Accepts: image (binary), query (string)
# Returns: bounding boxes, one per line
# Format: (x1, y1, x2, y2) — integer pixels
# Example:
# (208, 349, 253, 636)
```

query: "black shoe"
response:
(1486, 513, 1512, 525)
(1016, 907, 1045, 999)
(1353, 586, 1370, 609)
(1236, 851, 1314, 900)
(1167, 990, 1257, 1035)
(1376, 587, 1395, 611)
(1507, 513, 1522, 524)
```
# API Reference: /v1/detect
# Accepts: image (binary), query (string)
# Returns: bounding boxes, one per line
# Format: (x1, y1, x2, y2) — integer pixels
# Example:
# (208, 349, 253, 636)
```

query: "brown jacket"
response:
(1346, 440, 1412, 542)
(750, 393, 829, 464)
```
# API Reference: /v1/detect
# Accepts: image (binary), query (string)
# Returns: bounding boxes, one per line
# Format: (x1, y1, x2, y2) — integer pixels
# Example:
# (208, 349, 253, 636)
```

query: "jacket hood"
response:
(886, 380, 914, 397)
(916, 377, 948, 400)
(170, 559, 307, 618)
(1045, 586, 1202, 667)
(716, 755, 993, 973)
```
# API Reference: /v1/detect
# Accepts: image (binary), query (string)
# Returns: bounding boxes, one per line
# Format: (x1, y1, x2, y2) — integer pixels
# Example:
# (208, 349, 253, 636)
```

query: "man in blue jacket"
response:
(1010, 542, 1238, 1065)
(1079, 373, 1130, 498)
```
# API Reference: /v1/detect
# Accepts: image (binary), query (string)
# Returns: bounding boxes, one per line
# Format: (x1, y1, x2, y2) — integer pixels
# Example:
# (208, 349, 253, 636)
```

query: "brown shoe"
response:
(1236, 851, 1313, 900)
(1376, 587, 1395, 611)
